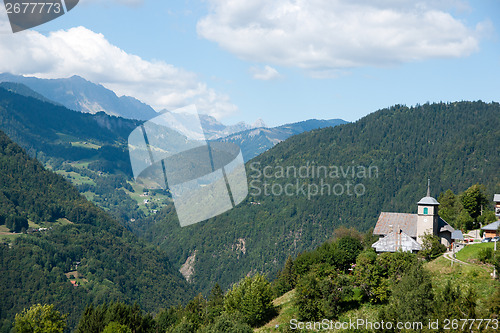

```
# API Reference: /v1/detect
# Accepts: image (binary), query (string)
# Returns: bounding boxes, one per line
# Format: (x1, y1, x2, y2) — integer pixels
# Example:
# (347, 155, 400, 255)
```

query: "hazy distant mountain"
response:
(157, 109, 267, 140)
(155, 109, 345, 160)
(0, 73, 158, 120)
(218, 118, 348, 161)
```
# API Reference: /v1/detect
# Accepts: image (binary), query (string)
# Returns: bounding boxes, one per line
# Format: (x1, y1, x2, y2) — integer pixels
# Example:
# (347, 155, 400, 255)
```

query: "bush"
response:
(224, 274, 276, 327)
(294, 270, 354, 321)
(478, 248, 493, 263)
(14, 304, 67, 333)
(198, 313, 252, 333)
(102, 322, 132, 333)
(419, 234, 447, 261)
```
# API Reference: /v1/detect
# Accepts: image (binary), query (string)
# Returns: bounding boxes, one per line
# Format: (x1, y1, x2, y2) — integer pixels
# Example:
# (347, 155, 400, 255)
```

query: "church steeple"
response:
(416, 179, 440, 243)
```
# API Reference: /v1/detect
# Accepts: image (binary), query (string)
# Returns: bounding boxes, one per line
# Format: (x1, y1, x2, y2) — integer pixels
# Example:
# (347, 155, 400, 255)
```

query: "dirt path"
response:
(442, 251, 471, 266)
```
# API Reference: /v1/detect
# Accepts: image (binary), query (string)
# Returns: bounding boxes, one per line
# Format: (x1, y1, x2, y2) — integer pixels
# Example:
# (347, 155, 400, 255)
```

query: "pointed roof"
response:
(418, 178, 439, 205)
(418, 197, 440, 205)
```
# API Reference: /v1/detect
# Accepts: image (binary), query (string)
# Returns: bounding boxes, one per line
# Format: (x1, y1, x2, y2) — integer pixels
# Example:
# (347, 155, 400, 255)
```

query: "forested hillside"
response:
(137, 101, 500, 295)
(0, 86, 137, 169)
(0, 130, 192, 332)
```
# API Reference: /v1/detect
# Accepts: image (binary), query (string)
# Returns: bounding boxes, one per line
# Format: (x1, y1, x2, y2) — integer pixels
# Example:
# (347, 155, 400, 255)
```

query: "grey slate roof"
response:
(482, 220, 500, 231)
(374, 214, 455, 238)
(451, 230, 464, 240)
(373, 212, 417, 237)
(372, 231, 422, 252)
(417, 196, 440, 205)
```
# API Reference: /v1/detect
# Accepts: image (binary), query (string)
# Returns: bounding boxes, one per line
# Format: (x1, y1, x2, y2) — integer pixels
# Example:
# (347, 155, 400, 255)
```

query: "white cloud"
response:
(0, 16, 237, 119)
(250, 65, 281, 80)
(197, 0, 487, 75)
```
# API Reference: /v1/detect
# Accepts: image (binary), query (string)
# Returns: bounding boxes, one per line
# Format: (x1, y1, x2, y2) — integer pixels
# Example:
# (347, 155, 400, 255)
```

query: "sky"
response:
(0, 0, 499, 127)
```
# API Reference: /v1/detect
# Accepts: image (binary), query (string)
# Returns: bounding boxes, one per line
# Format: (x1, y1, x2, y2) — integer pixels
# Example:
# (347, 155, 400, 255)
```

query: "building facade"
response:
(372, 181, 461, 252)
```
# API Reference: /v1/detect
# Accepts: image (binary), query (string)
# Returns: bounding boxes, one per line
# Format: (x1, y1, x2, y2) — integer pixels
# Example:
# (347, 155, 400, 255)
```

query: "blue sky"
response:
(0, 0, 499, 126)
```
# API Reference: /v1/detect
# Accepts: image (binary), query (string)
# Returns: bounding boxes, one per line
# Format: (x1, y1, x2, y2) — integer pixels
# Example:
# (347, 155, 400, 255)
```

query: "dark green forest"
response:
(135, 101, 500, 295)
(0, 130, 192, 332)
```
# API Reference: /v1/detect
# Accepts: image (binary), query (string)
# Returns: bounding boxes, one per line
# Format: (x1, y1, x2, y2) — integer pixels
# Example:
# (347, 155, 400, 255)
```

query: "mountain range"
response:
(0, 73, 157, 120)
(0, 73, 269, 137)
(136, 101, 500, 295)
(0, 74, 346, 159)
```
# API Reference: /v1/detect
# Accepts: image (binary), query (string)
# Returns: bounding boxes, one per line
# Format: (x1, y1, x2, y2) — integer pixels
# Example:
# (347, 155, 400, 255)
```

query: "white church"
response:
(372, 181, 463, 253)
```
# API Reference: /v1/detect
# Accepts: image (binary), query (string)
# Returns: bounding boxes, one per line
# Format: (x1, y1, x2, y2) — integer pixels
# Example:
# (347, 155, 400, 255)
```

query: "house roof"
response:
(451, 230, 464, 240)
(417, 196, 440, 205)
(482, 220, 500, 231)
(374, 213, 455, 238)
(494, 194, 500, 203)
(438, 217, 454, 233)
(372, 230, 422, 252)
(373, 212, 417, 237)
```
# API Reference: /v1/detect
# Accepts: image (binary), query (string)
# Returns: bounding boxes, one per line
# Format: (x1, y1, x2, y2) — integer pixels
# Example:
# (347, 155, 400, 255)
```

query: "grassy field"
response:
(0, 233, 21, 243)
(0, 225, 21, 243)
(425, 254, 497, 316)
(255, 290, 296, 332)
(124, 181, 172, 215)
(55, 170, 96, 186)
(68, 160, 94, 168)
(254, 289, 382, 333)
(56, 132, 101, 149)
(455, 242, 496, 263)
(55, 132, 79, 143)
(0, 218, 75, 244)
(70, 141, 101, 149)
(54, 218, 74, 226)
(82, 191, 96, 201)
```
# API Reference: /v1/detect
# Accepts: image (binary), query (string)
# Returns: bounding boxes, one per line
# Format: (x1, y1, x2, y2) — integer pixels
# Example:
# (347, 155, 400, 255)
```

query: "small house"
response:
(481, 221, 500, 238)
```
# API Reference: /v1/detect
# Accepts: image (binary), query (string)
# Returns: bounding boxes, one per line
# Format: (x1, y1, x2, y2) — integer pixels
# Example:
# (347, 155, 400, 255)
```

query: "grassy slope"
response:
(455, 242, 495, 263)
(255, 246, 499, 332)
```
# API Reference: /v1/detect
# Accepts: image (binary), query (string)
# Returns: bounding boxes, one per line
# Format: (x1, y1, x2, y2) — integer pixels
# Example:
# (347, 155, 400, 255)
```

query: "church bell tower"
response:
(416, 179, 440, 244)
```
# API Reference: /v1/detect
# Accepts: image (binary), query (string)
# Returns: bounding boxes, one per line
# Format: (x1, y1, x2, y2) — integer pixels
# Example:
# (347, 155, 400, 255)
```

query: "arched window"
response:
(423, 207, 428, 215)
